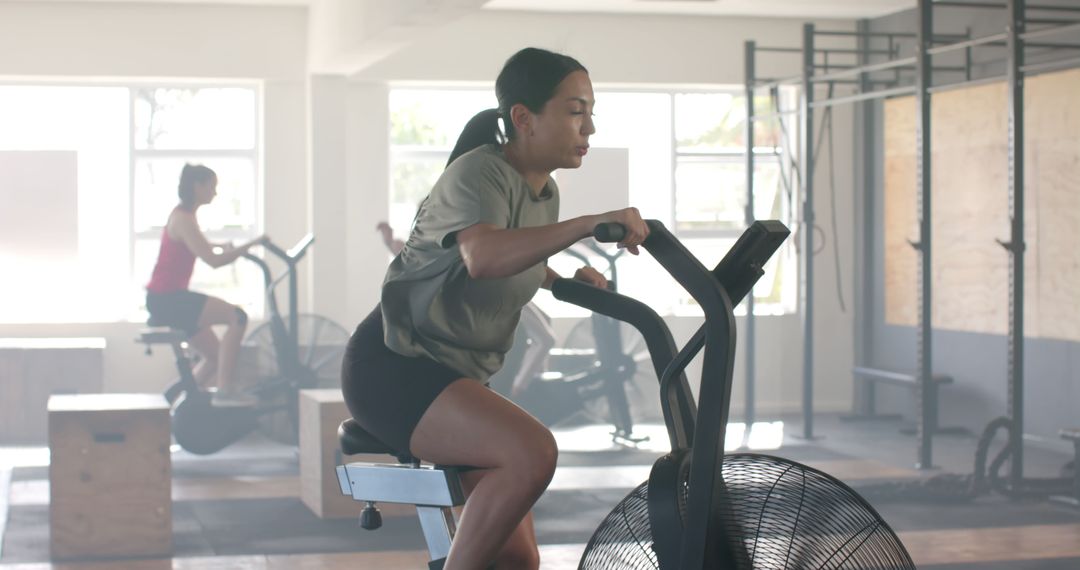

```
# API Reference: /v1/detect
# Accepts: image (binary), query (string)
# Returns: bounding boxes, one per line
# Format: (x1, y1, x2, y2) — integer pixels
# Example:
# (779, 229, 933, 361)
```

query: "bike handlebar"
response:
(593, 222, 626, 243)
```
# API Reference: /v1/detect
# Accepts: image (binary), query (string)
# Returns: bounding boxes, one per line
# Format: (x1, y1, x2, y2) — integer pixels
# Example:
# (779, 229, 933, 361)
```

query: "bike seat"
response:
(137, 327, 189, 345)
(339, 419, 417, 463)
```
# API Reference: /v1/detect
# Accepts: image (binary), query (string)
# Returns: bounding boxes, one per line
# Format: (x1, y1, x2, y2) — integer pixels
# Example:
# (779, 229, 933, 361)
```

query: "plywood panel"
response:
(929, 82, 1009, 336)
(882, 68, 1080, 341)
(1027, 68, 1080, 342)
(883, 97, 918, 326)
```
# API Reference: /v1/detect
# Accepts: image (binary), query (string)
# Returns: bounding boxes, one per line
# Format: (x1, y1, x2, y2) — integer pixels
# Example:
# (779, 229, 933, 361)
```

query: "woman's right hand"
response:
(597, 207, 649, 255)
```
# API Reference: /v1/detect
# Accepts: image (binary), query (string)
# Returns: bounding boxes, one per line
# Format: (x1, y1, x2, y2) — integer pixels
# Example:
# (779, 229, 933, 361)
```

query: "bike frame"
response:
(241, 233, 314, 380)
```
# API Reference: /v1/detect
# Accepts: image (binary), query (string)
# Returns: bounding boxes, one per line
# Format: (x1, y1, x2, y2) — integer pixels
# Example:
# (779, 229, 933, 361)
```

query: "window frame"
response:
(128, 82, 264, 319)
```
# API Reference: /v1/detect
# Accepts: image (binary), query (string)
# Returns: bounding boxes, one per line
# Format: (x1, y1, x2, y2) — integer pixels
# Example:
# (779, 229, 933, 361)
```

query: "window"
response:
(387, 89, 497, 239)
(672, 91, 798, 315)
(387, 86, 795, 317)
(131, 86, 262, 320)
(0, 83, 261, 323)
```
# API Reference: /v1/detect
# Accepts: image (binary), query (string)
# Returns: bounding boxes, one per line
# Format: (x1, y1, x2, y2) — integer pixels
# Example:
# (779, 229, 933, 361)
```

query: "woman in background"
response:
(146, 164, 266, 406)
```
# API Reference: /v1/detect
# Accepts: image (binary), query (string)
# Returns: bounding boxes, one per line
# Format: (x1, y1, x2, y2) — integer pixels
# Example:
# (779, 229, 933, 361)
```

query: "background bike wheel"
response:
(557, 317, 660, 425)
(242, 313, 350, 444)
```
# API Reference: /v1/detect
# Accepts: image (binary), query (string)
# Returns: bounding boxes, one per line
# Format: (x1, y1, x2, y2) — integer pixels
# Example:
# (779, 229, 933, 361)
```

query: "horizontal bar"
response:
(818, 79, 905, 85)
(932, 1, 1003, 9)
(756, 46, 801, 53)
(1021, 21, 1080, 41)
(812, 31, 968, 41)
(819, 48, 897, 55)
(752, 76, 802, 89)
(1021, 54, 1080, 74)
(1030, 3, 1080, 13)
(810, 56, 916, 83)
(808, 85, 917, 108)
(749, 110, 802, 122)
(926, 74, 1005, 93)
(935, 1, 1080, 12)
(813, 30, 917, 38)
(1025, 42, 1080, 50)
(927, 32, 1008, 55)
(1028, 18, 1080, 25)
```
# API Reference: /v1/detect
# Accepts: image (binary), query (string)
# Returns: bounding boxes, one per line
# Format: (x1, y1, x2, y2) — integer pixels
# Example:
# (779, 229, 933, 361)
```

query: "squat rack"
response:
(741, 0, 1080, 477)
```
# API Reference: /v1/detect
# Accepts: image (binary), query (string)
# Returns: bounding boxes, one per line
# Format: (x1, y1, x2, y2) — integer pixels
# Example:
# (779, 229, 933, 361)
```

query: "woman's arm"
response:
(171, 213, 266, 269)
(541, 266, 561, 290)
(457, 207, 648, 280)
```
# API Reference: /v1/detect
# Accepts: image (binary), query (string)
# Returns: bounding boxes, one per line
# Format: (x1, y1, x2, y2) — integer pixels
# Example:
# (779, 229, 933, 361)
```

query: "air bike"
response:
(335, 219, 916, 569)
(138, 234, 348, 454)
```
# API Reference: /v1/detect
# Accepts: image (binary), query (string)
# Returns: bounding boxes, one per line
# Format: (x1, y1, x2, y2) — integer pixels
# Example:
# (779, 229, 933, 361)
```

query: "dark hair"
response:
(446, 47, 587, 167)
(178, 163, 215, 209)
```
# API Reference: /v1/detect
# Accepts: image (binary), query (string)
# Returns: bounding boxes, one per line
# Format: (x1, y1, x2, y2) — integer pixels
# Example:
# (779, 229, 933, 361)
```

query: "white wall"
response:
(0, 2, 307, 79)
(1, 2, 859, 418)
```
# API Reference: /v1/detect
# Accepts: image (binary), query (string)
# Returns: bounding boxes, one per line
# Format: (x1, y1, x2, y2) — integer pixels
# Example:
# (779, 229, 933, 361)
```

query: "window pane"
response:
(752, 160, 790, 222)
(134, 87, 256, 150)
(675, 93, 744, 152)
(390, 89, 496, 147)
(674, 159, 747, 231)
(389, 156, 445, 234)
(134, 157, 257, 233)
(675, 159, 790, 233)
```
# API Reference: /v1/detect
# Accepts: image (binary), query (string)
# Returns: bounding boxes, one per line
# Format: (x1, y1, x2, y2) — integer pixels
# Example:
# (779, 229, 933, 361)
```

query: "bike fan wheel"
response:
(243, 313, 350, 444)
(558, 318, 659, 425)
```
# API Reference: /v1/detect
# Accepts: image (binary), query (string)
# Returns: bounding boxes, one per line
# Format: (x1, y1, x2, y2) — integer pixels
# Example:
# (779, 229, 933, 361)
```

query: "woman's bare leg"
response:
(458, 470, 540, 569)
(195, 296, 248, 393)
(410, 379, 556, 570)
(186, 328, 219, 389)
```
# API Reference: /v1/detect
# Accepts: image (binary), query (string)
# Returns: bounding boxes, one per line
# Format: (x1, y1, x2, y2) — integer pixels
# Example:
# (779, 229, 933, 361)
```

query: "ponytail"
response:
(446, 108, 503, 167)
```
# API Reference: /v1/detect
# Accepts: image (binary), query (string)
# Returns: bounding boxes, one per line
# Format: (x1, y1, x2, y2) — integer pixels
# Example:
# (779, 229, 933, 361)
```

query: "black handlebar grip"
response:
(594, 223, 626, 243)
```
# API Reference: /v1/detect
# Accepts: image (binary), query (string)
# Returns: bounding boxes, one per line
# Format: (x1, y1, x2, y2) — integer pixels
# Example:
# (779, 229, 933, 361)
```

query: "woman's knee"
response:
(226, 305, 248, 330)
(507, 427, 558, 490)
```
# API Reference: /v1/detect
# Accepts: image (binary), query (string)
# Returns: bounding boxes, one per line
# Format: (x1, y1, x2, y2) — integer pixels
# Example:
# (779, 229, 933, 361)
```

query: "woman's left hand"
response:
(574, 266, 608, 289)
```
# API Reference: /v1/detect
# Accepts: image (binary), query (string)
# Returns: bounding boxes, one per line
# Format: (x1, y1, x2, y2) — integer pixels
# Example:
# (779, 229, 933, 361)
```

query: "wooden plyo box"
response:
(299, 389, 412, 520)
(47, 393, 172, 560)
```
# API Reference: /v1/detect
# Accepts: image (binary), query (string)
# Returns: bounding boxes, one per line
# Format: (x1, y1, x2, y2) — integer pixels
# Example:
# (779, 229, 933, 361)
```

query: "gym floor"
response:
(1, 414, 1078, 569)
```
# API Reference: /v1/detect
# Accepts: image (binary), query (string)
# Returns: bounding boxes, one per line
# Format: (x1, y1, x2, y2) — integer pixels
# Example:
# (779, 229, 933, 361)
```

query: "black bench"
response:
(1051, 428, 1080, 507)
(847, 366, 963, 435)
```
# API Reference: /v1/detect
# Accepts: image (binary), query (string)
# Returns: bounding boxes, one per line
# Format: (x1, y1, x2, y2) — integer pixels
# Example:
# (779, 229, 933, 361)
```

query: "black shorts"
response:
(146, 290, 208, 338)
(341, 305, 467, 457)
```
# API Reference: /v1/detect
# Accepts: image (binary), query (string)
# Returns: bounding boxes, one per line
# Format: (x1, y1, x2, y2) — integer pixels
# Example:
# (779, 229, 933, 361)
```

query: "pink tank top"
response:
(146, 211, 197, 293)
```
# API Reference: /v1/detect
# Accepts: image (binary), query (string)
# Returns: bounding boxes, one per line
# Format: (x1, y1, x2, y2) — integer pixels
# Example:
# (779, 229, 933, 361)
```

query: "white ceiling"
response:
(3, 0, 917, 20)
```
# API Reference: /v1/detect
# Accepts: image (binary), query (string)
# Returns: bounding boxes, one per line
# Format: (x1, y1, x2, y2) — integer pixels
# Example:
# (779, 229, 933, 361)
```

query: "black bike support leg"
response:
(680, 311, 749, 568)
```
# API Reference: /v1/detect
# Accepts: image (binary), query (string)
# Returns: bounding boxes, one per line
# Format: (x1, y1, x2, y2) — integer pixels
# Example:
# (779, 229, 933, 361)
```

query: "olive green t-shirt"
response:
(381, 144, 559, 381)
